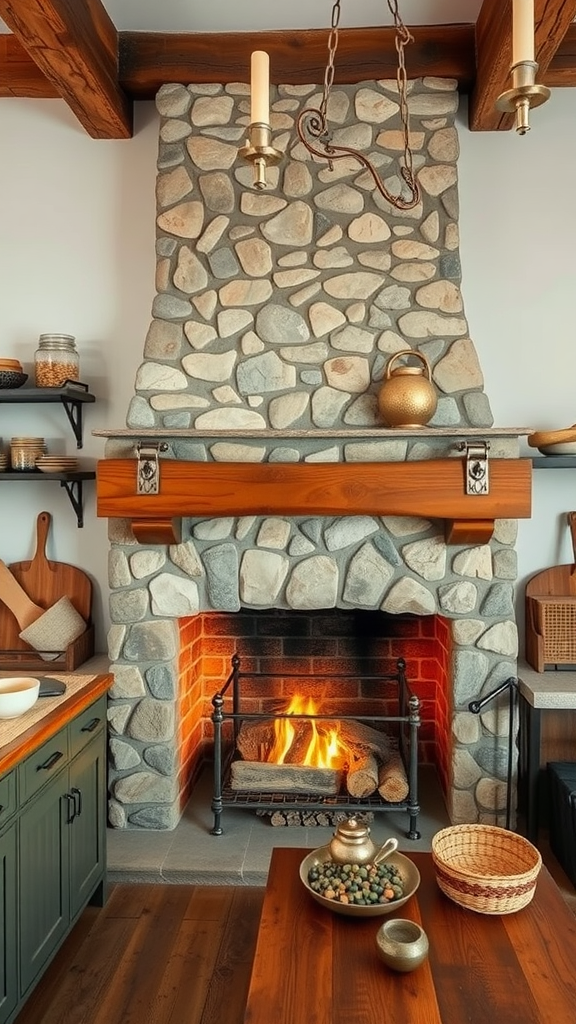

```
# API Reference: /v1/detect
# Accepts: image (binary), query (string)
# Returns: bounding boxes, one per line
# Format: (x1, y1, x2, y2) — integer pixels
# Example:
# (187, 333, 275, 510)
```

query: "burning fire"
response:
(267, 694, 349, 769)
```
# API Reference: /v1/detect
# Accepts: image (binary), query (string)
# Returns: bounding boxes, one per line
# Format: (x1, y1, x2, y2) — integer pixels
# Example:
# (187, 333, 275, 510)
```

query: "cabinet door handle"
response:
(64, 792, 76, 823)
(36, 750, 64, 772)
(81, 717, 101, 733)
(71, 786, 82, 817)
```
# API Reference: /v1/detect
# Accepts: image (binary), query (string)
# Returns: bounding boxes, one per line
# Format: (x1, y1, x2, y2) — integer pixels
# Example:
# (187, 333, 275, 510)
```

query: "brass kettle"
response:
(378, 349, 437, 428)
(329, 818, 398, 866)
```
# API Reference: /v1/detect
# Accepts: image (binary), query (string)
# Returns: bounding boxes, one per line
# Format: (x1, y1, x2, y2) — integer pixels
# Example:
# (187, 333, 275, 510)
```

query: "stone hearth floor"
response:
(106, 763, 451, 885)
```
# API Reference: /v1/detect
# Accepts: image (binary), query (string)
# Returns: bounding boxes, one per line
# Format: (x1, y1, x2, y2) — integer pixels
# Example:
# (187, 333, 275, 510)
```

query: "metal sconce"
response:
(238, 51, 282, 190)
(239, 1, 420, 211)
(496, 0, 550, 134)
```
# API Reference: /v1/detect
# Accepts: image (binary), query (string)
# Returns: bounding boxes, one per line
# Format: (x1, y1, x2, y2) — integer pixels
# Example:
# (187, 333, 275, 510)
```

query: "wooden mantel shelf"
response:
(96, 457, 532, 545)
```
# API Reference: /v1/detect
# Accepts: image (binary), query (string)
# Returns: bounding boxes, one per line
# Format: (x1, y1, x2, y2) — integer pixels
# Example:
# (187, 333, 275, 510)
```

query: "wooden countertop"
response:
(0, 654, 112, 776)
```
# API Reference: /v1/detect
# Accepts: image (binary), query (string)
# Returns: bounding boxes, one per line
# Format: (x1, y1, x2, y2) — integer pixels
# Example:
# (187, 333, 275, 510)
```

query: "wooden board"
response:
(0, 511, 93, 668)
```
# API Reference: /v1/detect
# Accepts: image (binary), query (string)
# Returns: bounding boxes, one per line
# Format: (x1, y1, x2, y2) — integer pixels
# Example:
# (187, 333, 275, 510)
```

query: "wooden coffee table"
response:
(244, 847, 576, 1024)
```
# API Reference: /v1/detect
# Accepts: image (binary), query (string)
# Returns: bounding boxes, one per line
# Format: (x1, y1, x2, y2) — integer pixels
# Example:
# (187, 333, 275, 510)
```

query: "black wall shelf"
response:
(0, 382, 96, 525)
(0, 471, 95, 527)
(0, 382, 95, 448)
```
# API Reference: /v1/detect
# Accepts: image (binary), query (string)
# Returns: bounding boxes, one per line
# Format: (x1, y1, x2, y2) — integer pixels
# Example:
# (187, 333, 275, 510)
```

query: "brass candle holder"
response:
(239, 122, 282, 190)
(496, 60, 551, 135)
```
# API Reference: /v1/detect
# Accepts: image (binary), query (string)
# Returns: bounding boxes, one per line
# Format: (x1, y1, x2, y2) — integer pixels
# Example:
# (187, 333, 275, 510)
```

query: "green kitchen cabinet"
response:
(0, 689, 108, 1024)
(0, 819, 17, 1024)
(68, 729, 106, 920)
(18, 767, 71, 996)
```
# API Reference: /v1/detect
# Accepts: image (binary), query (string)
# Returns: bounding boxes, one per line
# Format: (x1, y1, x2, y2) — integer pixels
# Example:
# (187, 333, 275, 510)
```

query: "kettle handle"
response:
(385, 349, 431, 381)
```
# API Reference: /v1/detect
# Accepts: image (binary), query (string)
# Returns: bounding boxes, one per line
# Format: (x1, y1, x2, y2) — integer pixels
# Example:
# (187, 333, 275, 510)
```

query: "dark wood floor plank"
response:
(146, 916, 228, 1024)
(184, 884, 235, 921)
(14, 915, 137, 1024)
(14, 884, 264, 1024)
(201, 888, 265, 1024)
(88, 886, 195, 1024)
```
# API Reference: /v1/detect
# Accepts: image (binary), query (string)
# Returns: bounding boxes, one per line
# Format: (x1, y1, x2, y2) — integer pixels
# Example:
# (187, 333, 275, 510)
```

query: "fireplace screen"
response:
(210, 655, 421, 838)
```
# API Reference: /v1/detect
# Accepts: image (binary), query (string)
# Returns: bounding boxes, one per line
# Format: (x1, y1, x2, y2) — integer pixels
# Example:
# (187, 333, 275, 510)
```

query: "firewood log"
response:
(236, 717, 391, 764)
(346, 751, 379, 798)
(336, 720, 391, 759)
(230, 760, 342, 794)
(236, 719, 275, 761)
(377, 749, 409, 803)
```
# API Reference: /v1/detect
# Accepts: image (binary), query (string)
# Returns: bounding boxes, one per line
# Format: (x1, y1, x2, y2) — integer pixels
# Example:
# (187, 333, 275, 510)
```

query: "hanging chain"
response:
(320, 0, 341, 122)
(300, 0, 420, 210)
(388, 0, 416, 191)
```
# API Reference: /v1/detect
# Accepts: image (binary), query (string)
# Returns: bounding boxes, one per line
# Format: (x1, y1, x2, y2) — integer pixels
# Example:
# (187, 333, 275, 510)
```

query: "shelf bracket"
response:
(60, 479, 85, 527)
(60, 397, 84, 448)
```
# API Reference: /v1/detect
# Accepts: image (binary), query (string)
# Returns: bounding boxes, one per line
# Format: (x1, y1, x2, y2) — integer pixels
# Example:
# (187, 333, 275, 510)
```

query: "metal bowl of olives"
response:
(299, 845, 421, 918)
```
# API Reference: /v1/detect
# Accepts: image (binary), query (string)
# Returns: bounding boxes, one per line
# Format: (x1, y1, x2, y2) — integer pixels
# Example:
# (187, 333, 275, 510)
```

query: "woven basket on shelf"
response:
(431, 824, 542, 915)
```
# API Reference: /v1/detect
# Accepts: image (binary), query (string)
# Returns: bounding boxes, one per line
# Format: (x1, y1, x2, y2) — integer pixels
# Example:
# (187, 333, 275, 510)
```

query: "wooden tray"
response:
(0, 624, 95, 672)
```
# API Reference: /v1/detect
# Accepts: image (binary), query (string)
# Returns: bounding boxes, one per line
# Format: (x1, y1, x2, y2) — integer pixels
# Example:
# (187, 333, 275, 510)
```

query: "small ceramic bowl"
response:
(0, 677, 40, 718)
(0, 370, 28, 389)
(376, 918, 429, 972)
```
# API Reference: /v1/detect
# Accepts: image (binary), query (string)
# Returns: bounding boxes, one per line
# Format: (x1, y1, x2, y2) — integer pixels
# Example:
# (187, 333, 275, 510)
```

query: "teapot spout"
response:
(373, 837, 399, 866)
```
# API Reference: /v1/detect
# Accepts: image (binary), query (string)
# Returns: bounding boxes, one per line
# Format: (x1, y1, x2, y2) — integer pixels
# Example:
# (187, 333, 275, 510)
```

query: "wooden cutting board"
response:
(0, 511, 92, 656)
(525, 512, 576, 599)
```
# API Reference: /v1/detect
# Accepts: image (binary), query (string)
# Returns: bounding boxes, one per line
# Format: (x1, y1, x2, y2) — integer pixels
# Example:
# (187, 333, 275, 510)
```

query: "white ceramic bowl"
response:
(0, 677, 40, 718)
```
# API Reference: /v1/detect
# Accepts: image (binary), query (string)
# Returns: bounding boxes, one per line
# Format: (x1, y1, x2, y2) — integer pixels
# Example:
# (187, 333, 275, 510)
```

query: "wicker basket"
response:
(431, 824, 542, 915)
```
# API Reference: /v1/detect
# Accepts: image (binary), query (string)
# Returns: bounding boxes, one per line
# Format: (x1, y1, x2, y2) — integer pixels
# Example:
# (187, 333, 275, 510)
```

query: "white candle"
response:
(512, 0, 534, 64)
(250, 50, 270, 125)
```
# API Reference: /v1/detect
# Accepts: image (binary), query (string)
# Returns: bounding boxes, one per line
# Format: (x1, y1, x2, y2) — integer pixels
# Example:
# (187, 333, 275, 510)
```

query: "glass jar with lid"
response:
(34, 334, 79, 387)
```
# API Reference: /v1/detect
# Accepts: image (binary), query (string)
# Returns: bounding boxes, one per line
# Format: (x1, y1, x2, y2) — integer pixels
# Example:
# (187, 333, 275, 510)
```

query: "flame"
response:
(268, 694, 348, 769)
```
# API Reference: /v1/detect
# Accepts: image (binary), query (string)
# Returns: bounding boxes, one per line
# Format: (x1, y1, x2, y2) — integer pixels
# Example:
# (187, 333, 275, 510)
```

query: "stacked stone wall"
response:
(105, 77, 519, 830)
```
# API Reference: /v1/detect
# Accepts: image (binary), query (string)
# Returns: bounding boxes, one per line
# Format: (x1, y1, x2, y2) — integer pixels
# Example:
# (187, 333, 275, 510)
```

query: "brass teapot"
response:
(329, 818, 398, 866)
(378, 349, 437, 428)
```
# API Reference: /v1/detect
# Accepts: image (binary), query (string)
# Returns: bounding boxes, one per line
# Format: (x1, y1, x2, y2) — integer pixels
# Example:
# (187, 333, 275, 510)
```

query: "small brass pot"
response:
(376, 918, 429, 972)
(378, 349, 437, 428)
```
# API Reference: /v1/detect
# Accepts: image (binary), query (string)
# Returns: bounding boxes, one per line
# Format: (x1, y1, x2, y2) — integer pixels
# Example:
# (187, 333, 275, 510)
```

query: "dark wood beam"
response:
(470, 0, 576, 131)
(546, 22, 576, 85)
(0, 0, 132, 137)
(1, 16, 575, 136)
(0, 34, 58, 96)
(118, 25, 476, 98)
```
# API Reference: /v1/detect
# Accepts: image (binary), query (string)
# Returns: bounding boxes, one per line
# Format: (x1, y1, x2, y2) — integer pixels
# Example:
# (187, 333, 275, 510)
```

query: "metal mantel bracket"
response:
(136, 441, 168, 495)
(457, 440, 490, 495)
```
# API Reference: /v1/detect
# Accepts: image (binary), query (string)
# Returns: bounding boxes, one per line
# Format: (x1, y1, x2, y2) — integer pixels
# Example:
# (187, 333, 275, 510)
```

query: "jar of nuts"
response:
(34, 334, 79, 387)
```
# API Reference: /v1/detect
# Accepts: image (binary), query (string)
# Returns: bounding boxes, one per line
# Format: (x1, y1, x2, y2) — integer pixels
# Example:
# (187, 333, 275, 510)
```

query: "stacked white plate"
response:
(0, 452, 7, 473)
(35, 455, 78, 473)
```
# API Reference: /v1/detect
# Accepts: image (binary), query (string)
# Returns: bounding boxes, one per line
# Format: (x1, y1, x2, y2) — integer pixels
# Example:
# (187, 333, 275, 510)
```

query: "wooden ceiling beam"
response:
(546, 22, 576, 85)
(1, 15, 576, 136)
(470, 0, 576, 131)
(0, 0, 132, 137)
(0, 34, 58, 97)
(118, 25, 476, 97)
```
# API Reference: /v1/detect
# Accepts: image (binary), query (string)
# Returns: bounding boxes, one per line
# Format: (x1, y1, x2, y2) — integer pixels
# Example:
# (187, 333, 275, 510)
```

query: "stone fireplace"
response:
(96, 75, 531, 831)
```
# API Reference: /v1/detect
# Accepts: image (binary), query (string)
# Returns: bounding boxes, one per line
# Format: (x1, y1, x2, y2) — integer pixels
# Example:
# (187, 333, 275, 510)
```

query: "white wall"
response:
(0, 89, 574, 652)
